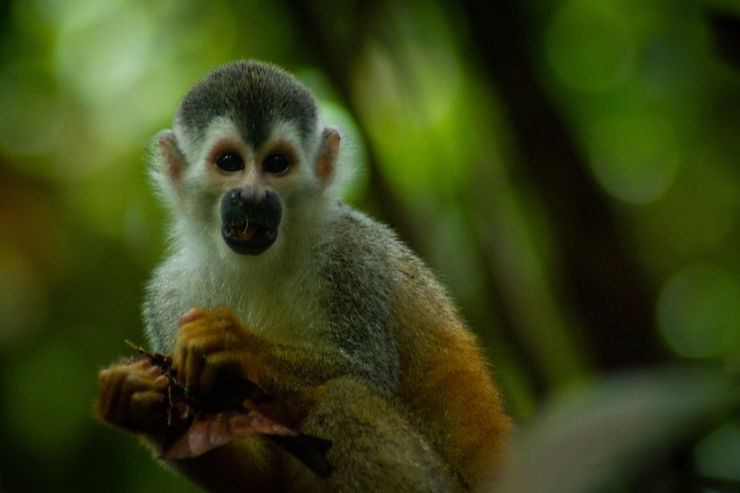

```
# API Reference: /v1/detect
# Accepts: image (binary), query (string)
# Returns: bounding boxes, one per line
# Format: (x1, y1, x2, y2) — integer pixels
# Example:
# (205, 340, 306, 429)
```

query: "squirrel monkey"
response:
(96, 60, 511, 492)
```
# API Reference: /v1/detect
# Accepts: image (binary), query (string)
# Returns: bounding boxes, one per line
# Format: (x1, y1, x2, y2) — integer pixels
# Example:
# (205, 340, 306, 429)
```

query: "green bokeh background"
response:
(1, 0, 739, 491)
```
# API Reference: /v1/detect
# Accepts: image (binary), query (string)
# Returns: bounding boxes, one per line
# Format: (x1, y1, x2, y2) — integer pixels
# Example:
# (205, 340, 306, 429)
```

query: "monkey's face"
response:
(152, 61, 343, 261)
(181, 119, 316, 257)
(156, 105, 340, 262)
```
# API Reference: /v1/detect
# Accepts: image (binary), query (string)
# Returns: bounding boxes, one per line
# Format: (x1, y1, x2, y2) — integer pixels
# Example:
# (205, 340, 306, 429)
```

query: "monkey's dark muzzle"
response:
(221, 188, 282, 255)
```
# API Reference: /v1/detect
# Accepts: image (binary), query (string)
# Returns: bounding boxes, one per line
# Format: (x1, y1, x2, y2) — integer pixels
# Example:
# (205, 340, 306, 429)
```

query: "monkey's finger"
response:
(177, 309, 243, 346)
(115, 373, 148, 426)
(99, 367, 141, 422)
(142, 362, 168, 385)
(152, 374, 170, 390)
(106, 376, 134, 427)
(179, 307, 207, 326)
(131, 390, 166, 415)
(172, 341, 190, 385)
(97, 368, 126, 423)
(198, 355, 219, 394)
(177, 341, 206, 389)
(128, 390, 167, 433)
(130, 358, 153, 370)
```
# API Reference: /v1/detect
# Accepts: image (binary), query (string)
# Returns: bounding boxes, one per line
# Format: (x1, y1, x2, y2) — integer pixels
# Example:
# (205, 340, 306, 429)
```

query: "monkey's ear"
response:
(157, 130, 186, 186)
(316, 126, 340, 185)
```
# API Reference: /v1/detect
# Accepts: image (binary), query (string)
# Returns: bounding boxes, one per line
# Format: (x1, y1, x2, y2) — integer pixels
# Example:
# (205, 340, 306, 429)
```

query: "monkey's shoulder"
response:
(322, 205, 418, 274)
(322, 205, 451, 307)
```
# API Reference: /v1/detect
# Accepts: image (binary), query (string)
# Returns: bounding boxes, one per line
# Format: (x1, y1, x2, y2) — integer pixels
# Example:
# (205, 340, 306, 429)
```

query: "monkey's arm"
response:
(97, 308, 462, 492)
(95, 308, 341, 490)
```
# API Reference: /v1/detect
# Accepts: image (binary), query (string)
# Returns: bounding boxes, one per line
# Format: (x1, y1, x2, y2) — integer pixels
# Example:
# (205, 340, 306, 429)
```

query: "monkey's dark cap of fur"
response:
(177, 60, 318, 151)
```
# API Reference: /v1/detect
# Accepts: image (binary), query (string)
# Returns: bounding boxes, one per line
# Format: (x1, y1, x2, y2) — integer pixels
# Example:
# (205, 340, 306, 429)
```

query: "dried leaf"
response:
(161, 409, 297, 460)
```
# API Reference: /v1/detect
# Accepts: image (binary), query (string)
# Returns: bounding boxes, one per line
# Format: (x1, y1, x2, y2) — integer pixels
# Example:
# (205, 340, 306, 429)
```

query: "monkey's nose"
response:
(220, 187, 282, 255)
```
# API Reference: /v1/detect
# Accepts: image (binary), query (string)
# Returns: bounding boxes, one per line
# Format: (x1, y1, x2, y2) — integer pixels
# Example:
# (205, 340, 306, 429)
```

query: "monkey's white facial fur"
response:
(199, 117, 308, 257)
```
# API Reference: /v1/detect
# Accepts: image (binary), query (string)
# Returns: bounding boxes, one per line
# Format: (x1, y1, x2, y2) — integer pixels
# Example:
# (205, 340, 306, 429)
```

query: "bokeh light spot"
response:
(53, 3, 154, 105)
(695, 423, 740, 482)
(0, 62, 67, 156)
(588, 111, 680, 204)
(4, 335, 93, 457)
(657, 263, 740, 358)
(545, 1, 634, 93)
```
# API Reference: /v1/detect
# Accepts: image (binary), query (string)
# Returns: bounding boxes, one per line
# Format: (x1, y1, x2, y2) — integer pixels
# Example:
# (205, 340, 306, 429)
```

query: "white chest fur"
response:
(161, 243, 322, 344)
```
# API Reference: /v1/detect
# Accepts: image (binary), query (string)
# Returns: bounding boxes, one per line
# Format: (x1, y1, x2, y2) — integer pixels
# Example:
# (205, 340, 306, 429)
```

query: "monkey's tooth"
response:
(242, 221, 250, 234)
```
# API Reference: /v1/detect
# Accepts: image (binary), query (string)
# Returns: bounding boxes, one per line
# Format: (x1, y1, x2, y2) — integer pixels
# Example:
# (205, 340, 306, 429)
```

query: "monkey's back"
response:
(321, 206, 511, 488)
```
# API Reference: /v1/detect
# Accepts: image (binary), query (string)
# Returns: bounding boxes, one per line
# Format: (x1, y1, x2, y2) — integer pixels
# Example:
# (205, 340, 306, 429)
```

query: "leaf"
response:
(494, 367, 739, 493)
(161, 409, 297, 460)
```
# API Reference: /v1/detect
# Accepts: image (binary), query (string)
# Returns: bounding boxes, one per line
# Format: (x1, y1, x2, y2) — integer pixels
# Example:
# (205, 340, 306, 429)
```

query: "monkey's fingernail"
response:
(179, 308, 206, 326)
(154, 375, 169, 388)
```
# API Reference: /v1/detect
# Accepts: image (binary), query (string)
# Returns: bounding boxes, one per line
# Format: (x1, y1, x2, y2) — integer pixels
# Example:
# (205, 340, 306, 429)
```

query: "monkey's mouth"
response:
(221, 188, 282, 256)
(222, 221, 278, 255)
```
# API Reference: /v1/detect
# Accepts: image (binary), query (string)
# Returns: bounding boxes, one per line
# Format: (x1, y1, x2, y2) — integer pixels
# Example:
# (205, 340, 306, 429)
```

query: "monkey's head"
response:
(152, 60, 341, 259)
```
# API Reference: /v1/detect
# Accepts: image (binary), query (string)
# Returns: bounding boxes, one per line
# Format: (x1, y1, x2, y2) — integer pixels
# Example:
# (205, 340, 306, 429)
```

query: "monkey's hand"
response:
(172, 307, 260, 397)
(171, 307, 316, 426)
(95, 358, 171, 441)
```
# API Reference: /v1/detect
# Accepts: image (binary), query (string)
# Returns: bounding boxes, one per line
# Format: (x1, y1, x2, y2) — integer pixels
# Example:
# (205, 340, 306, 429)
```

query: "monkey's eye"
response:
(216, 152, 244, 172)
(262, 154, 290, 175)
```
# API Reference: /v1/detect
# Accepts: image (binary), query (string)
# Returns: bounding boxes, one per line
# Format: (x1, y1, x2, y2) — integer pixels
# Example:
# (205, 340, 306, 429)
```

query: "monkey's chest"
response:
(206, 280, 322, 344)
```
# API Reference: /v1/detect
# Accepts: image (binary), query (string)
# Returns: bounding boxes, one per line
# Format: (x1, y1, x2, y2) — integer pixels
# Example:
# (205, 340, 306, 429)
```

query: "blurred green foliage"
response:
(0, 0, 738, 491)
